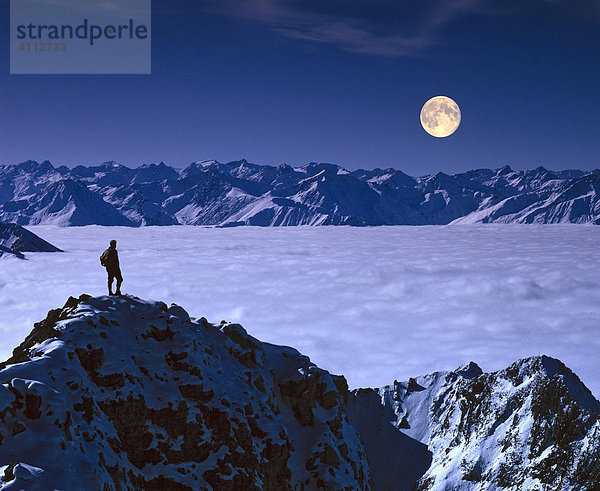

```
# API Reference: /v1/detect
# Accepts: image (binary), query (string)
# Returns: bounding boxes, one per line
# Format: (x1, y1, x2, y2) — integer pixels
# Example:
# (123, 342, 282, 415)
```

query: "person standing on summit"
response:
(100, 239, 123, 296)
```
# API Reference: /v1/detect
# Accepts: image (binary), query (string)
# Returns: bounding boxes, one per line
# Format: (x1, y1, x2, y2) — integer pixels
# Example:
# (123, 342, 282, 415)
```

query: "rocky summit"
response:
(0, 295, 599, 490)
(0, 295, 371, 490)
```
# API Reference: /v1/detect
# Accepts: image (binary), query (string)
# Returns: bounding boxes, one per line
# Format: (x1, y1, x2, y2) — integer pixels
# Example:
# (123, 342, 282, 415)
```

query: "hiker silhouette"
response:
(100, 239, 123, 296)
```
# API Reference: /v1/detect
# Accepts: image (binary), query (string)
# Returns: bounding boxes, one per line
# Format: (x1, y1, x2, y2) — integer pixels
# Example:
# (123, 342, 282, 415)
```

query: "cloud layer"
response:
(1, 224, 599, 399)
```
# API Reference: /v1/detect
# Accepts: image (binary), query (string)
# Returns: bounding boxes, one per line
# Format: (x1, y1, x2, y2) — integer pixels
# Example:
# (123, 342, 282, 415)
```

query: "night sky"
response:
(1, 0, 599, 175)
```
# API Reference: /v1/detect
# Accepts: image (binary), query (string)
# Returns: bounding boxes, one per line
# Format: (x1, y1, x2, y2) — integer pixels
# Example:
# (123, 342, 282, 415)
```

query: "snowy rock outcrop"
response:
(0, 295, 372, 490)
(1, 294, 598, 489)
(350, 358, 600, 490)
(1, 159, 598, 226)
(0, 223, 61, 259)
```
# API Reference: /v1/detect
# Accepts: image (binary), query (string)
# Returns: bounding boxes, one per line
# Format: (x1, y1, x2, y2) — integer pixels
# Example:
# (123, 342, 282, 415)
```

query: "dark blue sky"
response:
(1, 0, 599, 175)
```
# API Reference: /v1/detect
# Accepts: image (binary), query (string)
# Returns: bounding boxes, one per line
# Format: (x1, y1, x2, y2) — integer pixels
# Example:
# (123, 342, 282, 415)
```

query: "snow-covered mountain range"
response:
(1, 160, 598, 226)
(1, 295, 598, 489)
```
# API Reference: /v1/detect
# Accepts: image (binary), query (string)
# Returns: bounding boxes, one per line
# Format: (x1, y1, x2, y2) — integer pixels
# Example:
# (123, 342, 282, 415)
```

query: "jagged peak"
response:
(181, 160, 221, 175)
(12, 159, 54, 173)
(506, 354, 566, 379)
(301, 162, 344, 174)
(498, 355, 600, 412)
(99, 160, 129, 170)
(193, 159, 219, 167)
(453, 361, 482, 379)
(55, 165, 70, 174)
(496, 164, 513, 175)
(137, 161, 170, 169)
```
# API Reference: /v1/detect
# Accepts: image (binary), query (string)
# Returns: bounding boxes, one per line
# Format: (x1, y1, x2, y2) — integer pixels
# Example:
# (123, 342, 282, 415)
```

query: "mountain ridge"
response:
(0, 223, 62, 259)
(1, 294, 599, 489)
(0, 294, 373, 490)
(0, 160, 598, 226)
(349, 354, 600, 489)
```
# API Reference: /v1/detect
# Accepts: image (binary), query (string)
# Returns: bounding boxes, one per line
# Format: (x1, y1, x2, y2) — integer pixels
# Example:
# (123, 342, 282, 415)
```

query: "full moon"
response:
(420, 96, 461, 138)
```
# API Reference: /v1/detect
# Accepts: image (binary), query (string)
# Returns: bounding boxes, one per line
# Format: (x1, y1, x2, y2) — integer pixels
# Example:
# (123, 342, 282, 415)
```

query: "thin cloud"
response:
(272, 22, 434, 57)
(194, 0, 486, 57)
(195, 0, 599, 57)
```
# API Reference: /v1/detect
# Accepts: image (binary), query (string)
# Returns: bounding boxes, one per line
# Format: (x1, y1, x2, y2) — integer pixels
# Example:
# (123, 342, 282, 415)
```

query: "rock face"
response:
(0, 295, 372, 490)
(1, 159, 598, 226)
(349, 358, 600, 490)
(0, 223, 62, 259)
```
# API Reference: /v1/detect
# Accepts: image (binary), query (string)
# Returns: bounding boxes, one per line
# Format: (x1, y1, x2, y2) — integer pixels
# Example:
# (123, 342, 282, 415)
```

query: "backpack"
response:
(100, 249, 110, 267)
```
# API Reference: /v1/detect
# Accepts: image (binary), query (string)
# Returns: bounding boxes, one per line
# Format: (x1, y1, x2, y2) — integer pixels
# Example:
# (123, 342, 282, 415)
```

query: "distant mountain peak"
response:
(101, 160, 124, 168)
(454, 361, 482, 379)
(196, 159, 219, 167)
(497, 164, 513, 174)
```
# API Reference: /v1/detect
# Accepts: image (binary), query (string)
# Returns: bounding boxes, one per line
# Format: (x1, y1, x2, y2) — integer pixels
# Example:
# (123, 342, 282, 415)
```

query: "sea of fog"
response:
(1, 225, 599, 397)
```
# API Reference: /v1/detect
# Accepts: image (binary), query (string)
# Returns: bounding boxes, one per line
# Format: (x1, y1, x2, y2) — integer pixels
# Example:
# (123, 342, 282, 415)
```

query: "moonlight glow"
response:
(420, 96, 461, 138)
